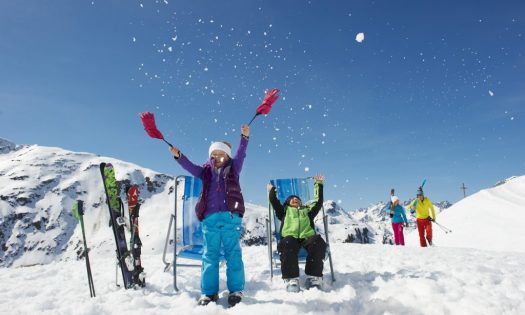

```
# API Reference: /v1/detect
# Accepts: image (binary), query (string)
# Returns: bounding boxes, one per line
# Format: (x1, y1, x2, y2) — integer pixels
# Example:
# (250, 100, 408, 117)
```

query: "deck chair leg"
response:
(173, 210, 179, 292)
(173, 257, 179, 291)
(266, 217, 273, 280)
(328, 250, 335, 283)
(323, 214, 336, 283)
(162, 214, 175, 271)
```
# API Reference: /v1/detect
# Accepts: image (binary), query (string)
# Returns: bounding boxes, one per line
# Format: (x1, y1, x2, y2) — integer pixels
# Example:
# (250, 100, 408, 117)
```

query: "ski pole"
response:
(433, 220, 452, 233)
(72, 200, 96, 298)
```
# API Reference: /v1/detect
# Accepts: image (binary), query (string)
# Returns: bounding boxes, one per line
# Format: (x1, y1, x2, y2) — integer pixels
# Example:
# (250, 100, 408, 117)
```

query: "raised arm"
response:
(268, 184, 285, 221)
(169, 146, 205, 178)
(308, 175, 324, 219)
(232, 124, 250, 173)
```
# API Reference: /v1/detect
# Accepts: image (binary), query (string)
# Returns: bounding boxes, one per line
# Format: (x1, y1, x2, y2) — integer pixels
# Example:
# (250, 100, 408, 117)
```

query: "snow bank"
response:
(407, 175, 525, 253)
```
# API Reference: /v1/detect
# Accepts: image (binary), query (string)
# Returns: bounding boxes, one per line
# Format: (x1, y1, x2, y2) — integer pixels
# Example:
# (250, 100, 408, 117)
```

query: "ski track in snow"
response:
(1, 244, 524, 315)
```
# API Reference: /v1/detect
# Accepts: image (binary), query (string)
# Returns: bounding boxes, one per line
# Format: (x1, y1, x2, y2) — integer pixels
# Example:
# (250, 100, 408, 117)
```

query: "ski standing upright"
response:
(99, 162, 134, 289)
(127, 185, 146, 287)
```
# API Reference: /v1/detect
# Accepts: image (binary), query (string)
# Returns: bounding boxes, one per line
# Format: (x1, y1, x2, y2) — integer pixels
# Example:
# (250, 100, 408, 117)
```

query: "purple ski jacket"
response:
(174, 136, 248, 221)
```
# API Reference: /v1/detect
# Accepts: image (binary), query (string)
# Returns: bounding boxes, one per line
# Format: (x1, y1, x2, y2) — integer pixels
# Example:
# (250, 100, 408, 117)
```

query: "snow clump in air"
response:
(355, 32, 365, 43)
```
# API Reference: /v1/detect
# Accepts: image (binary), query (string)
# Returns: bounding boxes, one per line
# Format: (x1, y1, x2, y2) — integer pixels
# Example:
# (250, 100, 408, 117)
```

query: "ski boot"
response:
(198, 294, 219, 306)
(304, 276, 323, 290)
(285, 278, 300, 293)
(228, 291, 243, 307)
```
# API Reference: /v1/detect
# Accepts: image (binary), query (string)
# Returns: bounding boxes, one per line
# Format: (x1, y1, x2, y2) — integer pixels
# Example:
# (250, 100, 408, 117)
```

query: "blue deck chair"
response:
(161, 175, 224, 291)
(266, 177, 335, 282)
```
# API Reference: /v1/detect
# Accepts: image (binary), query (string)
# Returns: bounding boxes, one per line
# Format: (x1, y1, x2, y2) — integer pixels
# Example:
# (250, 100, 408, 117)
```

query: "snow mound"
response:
(407, 175, 525, 253)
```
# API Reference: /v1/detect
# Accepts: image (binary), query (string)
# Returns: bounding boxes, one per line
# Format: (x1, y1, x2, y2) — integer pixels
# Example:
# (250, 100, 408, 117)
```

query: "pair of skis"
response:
(100, 162, 145, 289)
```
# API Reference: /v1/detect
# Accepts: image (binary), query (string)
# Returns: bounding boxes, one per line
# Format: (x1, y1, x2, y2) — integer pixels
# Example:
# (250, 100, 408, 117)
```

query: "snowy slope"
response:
(0, 138, 388, 268)
(407, 175, 525, 253)
(0, 244, 524, 315)
(0, 139, 172, 267)
(2, 140, 525, 314)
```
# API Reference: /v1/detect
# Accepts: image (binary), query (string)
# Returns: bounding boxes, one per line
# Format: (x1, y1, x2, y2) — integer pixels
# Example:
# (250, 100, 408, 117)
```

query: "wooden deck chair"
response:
(266, 177, 335, 282)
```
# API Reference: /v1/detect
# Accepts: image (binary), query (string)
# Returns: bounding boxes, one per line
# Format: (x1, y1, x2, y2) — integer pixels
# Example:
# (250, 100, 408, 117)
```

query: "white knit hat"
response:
(391, 196, 399, 203)
(208, 142, 232, 157)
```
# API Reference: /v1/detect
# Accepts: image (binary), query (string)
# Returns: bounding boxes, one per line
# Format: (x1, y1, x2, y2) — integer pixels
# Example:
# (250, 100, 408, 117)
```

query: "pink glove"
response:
(256, 89, 280, 114)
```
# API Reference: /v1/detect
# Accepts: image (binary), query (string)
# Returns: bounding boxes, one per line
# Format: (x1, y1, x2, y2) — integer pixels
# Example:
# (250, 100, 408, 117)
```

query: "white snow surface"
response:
(0, 245, 524, 314)
(407, 175, 525, 253)
(2, 140, 525, 314)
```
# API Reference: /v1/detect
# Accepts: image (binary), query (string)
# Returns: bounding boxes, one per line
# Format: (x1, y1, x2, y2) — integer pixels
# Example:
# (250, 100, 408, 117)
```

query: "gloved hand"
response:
(428, 217, 434, 222)
(410, 209, 415, 214)
(256, 89, 280, 114)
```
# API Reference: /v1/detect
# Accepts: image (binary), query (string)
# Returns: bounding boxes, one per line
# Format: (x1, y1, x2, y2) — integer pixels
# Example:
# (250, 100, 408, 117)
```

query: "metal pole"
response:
(461, 183, 467, 198)
(78, 207, 96, 297)
(266, 199, 273, 280)
(173, 176, 184, 292)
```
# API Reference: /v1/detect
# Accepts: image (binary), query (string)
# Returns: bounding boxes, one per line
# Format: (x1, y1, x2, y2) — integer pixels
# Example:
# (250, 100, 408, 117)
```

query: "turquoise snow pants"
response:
(201, 211, 245, 295)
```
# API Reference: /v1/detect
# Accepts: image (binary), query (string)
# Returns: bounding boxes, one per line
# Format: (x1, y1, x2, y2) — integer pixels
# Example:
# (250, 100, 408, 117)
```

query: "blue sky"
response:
(1, 0, 524, 209)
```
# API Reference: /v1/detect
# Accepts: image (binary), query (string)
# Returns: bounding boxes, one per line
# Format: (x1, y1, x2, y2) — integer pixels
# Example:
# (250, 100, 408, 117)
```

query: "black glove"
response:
(428, 217, 434, 222)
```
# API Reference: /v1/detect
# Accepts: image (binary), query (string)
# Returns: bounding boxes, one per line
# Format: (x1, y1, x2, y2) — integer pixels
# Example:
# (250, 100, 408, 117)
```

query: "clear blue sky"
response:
(1, 0, 524, 209)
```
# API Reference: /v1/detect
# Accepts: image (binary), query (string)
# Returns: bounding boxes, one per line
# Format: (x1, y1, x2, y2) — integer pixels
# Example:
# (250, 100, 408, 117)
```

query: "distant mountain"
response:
(348, 198, 451, 244)
(0, 139, 313, 267)
(0, 139, 172, 267)
(0, 138, 15, 154)
(7, 138, 522, 269)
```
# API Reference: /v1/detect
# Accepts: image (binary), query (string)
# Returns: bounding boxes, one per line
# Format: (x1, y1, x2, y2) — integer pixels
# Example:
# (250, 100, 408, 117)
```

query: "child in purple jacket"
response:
(169, 124, 249, 307)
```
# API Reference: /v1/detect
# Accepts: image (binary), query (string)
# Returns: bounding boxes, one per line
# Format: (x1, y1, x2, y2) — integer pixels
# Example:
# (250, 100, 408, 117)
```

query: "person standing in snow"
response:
(169, 124, 250, 306)
(267, 175, 327, 292)
(389, 196, 409, 246)
(408, 187, 436, 247)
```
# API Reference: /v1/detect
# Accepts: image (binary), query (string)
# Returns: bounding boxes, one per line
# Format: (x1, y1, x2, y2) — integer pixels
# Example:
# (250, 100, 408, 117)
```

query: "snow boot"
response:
(198, 294, 219, 306)
(285, 278, 300, 293)
(227, 291, 243, 307)
(305, 276, 323, 290)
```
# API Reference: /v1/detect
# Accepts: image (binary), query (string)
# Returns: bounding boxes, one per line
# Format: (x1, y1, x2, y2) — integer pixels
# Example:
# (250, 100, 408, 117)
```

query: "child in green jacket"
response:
(267, 175, 326, 292)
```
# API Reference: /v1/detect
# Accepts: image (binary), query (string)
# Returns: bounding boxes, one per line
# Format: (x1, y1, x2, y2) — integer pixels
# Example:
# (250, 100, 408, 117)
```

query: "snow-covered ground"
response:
(406, 175, 525, 253)
(2, 140, 525, 314)
(1, 244, 524, 315)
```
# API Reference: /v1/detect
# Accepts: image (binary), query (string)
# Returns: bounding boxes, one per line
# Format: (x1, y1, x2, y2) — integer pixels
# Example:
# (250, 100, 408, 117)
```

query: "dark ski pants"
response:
(417, 218, 433, 247)
(277, 234, 327, 279)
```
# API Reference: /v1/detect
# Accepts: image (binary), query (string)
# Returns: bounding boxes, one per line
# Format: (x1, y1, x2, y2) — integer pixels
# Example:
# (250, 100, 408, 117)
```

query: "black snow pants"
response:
(277, 234, 327, 279)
